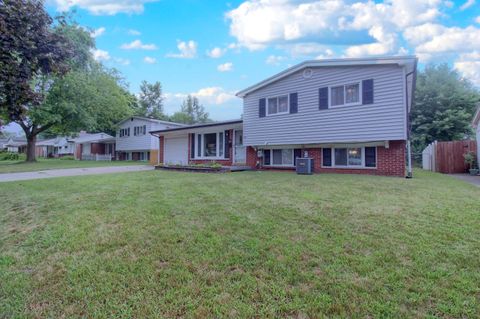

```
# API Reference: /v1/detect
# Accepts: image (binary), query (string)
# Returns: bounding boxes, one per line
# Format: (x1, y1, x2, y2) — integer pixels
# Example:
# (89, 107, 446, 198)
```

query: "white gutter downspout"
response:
(405, 65, 417, 179)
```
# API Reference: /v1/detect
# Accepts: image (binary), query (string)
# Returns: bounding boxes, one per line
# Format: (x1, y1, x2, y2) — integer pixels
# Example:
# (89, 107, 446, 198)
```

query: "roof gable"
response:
(236, 56, 417, 98)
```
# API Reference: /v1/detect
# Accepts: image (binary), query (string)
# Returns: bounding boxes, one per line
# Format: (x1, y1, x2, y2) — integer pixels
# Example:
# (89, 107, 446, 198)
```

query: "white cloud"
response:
(165, 87, 237, 107)
(455, 52, 480, 86)
(410, 25, 480, 55)
(226, 0, 446, 57)
(52, 0, 157, 15)
(266, 55, 287, 65)
(114, 57, 131, 65)
(143, 56, 157, 64)
(90, 27, 105, 38)
(460, 0, 475, 11)
(476, 16, 480, 24)
(207, 47, 226, 58)
(166, 40, 197, 58)
(121, 39, 157, 50)
(128, 29, 141, 35)
(217, 62, 233, 72)
(91, 49, 110, 61)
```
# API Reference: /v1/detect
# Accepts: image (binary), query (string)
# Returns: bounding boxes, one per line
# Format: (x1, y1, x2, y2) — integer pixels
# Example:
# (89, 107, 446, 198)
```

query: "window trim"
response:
(322, 146, 377, 169)
(262, 149, 295, 167)
(329, 81, 362, 108)
(266, 94, 290, 116)
(193, 131, 227, 160)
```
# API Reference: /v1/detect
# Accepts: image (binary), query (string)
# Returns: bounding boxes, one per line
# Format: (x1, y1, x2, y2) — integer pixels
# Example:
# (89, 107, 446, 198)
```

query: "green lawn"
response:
(1, 170, 479, 318)
(0, 158, 146, 174)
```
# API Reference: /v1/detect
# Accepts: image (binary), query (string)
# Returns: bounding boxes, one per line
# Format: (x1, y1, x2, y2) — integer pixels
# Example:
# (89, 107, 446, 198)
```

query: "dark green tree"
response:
(0, 0, 75, 161)
(137, 81, 167, 120)
(170, 95, 210, 124)
(411, 64, 480, 153)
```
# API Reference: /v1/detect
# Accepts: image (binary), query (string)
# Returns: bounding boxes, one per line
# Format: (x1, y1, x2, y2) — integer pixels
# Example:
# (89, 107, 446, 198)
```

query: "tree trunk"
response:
(26, 135, 37, 162)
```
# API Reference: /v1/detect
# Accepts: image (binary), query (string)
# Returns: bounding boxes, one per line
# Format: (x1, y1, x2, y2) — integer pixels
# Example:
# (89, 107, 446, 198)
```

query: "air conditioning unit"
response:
(296, 158, 313, 175)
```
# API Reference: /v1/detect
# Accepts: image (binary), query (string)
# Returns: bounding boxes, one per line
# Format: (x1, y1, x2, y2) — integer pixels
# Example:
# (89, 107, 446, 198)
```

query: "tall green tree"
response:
(411, 64, 480, 153)
(136, 81, 167, 120)
(0, 0, 75, 161)
(170, 95, 210, 124)
(0, 1, 135, 161)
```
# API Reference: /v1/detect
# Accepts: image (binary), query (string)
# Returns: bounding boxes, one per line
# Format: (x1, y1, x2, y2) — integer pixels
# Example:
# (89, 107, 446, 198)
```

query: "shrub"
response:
(0, 152, 20, 161)
(59, 155, 75, 160)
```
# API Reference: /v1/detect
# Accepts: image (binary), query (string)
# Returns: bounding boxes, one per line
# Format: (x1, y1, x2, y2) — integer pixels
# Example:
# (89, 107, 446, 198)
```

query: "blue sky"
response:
(4, 0, 480, 134)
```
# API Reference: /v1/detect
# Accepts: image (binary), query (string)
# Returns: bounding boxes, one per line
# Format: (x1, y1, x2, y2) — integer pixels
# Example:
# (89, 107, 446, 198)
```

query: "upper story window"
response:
(119, 128, 130, 137)
(134, 125, 147, 136)
(330, 82, 361, 107)
(267, 95, 289, 115)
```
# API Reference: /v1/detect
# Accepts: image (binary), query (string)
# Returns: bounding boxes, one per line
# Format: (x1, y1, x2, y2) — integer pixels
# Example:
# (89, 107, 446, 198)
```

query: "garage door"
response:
(164, 136, 188, 165)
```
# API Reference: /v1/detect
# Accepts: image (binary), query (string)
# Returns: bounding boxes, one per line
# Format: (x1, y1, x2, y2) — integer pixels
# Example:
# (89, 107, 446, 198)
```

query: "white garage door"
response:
(164, 136, 188, 165)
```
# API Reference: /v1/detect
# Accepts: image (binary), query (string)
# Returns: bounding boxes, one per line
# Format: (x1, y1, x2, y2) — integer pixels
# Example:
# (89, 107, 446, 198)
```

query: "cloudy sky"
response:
(38, 0, 480, 121)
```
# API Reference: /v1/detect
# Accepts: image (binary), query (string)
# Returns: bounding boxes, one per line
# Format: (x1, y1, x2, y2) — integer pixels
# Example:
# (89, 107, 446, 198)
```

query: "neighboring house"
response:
(0, 138, 8, 151)
(151, 56, 417, 177)
(73, 132, 116, 160)
(36, 136, 75, 158)
(2, 137, 27, 153)
(115, 116, 185, 163)
(473, 105, 480, 166)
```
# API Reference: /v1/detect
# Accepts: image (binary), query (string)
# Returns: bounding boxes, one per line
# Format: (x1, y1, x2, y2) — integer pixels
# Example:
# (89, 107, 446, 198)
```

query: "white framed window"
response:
(194, 132, 226, 159)
(330, 82, 361, 107)
(322, 146, 376, 168)
(267, 95, 289, 116)
(263, 149, 294, 167)
(119, 128, 130, 137)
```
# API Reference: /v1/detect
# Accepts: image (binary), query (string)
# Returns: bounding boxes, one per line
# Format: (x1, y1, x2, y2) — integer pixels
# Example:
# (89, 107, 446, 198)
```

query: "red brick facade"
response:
(158, 131, 406, 177)
(244, 140, 406, 177)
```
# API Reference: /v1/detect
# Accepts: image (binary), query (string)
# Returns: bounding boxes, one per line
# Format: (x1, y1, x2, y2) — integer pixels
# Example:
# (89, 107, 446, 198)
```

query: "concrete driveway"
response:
(0, 165, 154, 183)
(451, 174, 480, 187)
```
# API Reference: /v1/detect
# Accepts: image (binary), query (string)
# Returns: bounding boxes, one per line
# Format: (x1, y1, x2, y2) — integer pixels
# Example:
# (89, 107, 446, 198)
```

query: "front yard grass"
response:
(1, 170, 479, 318)
(0, 158, 146, 174)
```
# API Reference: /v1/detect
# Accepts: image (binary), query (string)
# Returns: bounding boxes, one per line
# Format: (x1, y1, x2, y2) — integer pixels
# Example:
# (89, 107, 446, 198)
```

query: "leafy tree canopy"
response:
(170, 95, 210, 124)
(135, 80, 167, 120)
(411, 64, 480, 153)
(0, 1, 134, 161)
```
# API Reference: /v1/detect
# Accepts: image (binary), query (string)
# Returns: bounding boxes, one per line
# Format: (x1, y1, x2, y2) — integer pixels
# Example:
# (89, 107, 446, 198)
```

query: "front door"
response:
(234, 130, 246, 164)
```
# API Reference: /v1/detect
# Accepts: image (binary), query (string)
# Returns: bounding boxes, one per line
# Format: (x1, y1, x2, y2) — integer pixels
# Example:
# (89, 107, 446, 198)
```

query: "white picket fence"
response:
(81, 154, 112, 161)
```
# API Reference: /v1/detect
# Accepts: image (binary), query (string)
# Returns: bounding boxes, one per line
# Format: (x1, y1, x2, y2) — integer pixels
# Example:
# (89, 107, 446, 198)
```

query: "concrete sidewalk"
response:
(450, 174, 480, 187)
(0, 165, 154, 183)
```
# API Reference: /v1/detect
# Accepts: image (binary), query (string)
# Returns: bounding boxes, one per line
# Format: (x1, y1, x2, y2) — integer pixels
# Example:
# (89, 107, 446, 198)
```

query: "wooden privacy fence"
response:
(422, 140, 477, 174)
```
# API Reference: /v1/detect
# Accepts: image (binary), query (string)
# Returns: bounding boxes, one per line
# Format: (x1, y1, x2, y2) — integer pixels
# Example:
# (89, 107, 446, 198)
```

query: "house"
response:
(36, 136, 75, 158)
(150, 56, 417, 177)
(2, 137, 27, 153)
(73, 132, 116, 160)
(115, 116, 185, 164)
(473, 105, 480, 166)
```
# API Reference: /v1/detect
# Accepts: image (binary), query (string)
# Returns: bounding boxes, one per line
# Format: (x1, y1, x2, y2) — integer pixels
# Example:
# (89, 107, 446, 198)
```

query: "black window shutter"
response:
(293, 148, 302, 165)
(224, 130, 230, 158)
(190, 133, 195, 159)
(319, 87, 328, 110)
(263, 150, 270, 165)
(362, 79, 374, 105)
(259, 98, 266, 117)
(290, 93, 298, 114)
(365, 147, 376, 167)
(322, 148, 332, 166)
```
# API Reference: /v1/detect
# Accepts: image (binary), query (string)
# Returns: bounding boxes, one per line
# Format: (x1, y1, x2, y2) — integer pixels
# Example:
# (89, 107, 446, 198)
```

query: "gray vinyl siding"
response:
(243, 65, 407, 146)
(116, 119, 181, 151)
